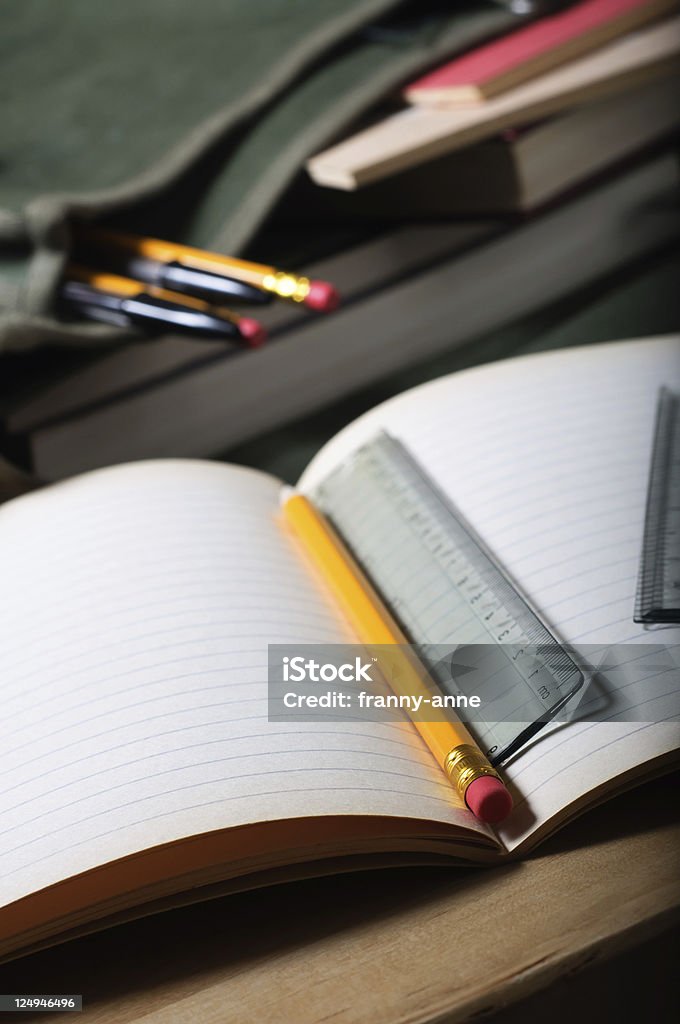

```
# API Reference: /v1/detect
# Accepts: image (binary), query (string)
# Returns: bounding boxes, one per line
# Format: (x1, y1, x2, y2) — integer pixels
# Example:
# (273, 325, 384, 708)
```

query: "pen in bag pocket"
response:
(61, 266, 267, 346)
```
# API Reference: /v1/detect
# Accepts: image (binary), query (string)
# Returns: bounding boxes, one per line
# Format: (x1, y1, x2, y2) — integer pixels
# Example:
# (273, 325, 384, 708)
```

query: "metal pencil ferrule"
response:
(262, 271, 311, 303)
(444, 744, 501, 800)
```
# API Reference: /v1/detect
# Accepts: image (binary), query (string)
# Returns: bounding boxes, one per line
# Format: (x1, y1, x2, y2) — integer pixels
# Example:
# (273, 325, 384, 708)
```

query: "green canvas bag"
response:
(0, 0, 518, 353)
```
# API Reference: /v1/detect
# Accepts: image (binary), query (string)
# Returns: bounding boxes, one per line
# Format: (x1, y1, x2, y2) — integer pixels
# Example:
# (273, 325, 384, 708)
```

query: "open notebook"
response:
(1, 336, 678, 961)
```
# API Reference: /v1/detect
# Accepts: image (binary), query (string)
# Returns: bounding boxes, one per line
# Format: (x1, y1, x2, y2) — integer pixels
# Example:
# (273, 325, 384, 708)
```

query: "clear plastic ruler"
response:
(635, 388, 680, 624)
(313, 432, 585, 765)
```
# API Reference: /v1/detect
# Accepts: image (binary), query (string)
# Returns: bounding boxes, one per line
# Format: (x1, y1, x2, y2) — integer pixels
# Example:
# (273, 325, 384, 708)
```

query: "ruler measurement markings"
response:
(314, 433, 585, 762)
(635, 388, 680, 623)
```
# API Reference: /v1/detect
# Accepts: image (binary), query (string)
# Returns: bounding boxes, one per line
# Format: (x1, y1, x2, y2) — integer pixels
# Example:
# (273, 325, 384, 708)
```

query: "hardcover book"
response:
(404, 0, 676, 105)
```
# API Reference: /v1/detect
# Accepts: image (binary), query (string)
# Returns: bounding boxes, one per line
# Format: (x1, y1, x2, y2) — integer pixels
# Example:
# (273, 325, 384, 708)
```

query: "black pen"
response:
(116, 254, 271, 306)
(61, 266, 267, 345)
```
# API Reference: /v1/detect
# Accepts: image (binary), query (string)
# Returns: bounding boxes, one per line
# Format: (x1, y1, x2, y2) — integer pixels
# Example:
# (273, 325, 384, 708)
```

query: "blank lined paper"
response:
(3, 337, 678, 908)
(0, 461, 478, 909)
(302, 337, 680, 848)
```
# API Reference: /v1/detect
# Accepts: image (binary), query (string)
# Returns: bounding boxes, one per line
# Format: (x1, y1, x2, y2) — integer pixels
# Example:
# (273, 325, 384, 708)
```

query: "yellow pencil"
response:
(281, 493, 513, 825)
(77, 228, 340, 312)
(64, 265, 267, 345)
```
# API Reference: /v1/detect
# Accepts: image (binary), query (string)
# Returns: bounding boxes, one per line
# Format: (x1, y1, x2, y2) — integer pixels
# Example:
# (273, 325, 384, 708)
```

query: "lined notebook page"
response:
(301, 337, 680, 850)
(0, 461, 482, 909)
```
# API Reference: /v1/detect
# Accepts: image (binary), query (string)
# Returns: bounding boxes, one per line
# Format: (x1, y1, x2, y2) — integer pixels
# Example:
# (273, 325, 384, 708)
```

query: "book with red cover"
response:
(404, 0, 676, 104)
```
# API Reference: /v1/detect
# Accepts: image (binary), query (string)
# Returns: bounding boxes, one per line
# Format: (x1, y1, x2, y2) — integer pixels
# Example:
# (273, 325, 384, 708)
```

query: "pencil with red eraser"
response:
(62, 266, 267, 346)
(281, 493, 513, 825)
(77, 228, 341, 313)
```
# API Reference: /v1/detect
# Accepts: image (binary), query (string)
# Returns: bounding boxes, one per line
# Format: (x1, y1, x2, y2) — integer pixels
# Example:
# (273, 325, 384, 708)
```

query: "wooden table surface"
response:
(1, 774, 678, 1024)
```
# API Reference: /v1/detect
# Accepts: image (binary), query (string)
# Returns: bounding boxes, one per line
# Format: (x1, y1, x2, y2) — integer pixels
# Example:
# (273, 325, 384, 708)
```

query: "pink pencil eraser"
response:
(465, 776, 513, 824)
(238, 317, 267, 347)
(304, 280, 340, 312)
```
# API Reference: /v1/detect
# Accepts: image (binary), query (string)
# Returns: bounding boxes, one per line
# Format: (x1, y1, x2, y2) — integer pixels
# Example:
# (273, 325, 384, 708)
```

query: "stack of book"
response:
(307, 0, 680, 209)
